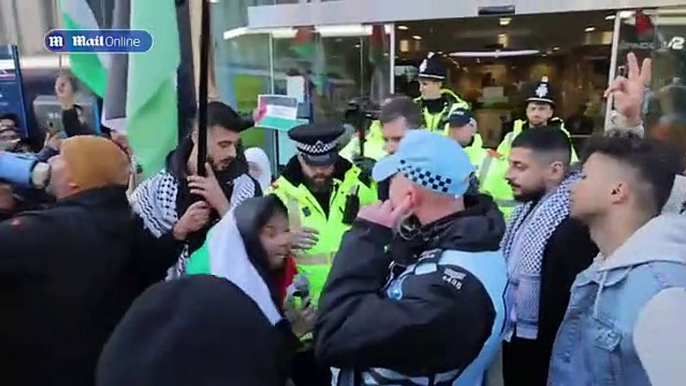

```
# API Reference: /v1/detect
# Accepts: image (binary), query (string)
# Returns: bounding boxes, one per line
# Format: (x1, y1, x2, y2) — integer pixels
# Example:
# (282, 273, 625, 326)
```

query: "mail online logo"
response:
(45, 31, 67, 51)
(44, 29, 153, 53)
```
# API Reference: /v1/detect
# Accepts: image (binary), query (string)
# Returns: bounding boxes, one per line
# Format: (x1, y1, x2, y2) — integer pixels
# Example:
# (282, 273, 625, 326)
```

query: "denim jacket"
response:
(549, 215, 686, 385)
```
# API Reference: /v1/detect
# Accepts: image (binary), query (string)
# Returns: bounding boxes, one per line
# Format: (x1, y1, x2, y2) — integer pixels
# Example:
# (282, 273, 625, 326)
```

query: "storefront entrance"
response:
(217, 5, 686, 165)
(394, 11, 615, 148)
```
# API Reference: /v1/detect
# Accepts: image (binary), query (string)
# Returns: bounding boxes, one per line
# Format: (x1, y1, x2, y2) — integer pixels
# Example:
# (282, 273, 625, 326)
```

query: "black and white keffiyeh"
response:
(501, 171, 580, 340)
(130, 170, 258, 280)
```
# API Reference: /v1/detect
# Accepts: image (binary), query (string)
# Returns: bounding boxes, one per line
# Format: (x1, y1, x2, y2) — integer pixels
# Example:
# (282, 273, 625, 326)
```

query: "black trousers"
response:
(502, 336, 551, 386)
(291, 349, 332, 386)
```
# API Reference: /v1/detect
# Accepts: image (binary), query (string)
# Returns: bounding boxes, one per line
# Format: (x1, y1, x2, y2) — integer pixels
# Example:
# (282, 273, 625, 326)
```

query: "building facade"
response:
(217, 0, 686, 164)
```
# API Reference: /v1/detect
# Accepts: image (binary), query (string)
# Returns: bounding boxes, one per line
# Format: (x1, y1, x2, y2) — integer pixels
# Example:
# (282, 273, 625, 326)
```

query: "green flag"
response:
(126, 0, 180, 178)
(58, 0, 109, 96)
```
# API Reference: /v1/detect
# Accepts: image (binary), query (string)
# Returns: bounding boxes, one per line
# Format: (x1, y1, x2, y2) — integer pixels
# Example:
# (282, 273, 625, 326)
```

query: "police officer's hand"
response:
(605, 52, 651, 127)
(292, 227, 319, 251)
(188, 163, 230, 216)
(358, 197, 412, 229)
(173, 201, 211, 241)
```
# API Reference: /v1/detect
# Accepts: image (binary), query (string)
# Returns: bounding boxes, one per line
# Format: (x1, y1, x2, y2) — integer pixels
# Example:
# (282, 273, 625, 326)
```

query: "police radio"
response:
(341, 185, 360, 225)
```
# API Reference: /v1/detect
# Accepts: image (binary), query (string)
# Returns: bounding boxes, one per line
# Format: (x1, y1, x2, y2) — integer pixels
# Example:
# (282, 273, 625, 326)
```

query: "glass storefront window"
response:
(614, 7, 686, 137)
(270, 24, 392, 165)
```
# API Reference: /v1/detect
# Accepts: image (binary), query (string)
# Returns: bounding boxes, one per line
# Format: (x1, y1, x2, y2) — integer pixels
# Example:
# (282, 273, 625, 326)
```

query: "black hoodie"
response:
(315, 194, 506, 375)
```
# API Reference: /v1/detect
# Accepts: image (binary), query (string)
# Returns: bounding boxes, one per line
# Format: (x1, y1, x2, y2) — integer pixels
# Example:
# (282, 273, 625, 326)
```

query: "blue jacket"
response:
(549, 214, 686, 385)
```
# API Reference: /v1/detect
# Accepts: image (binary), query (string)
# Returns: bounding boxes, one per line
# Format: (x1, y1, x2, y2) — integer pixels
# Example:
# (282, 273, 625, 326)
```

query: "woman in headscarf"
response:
(245, 147, 273, 192)
(97, 196, 314, 386)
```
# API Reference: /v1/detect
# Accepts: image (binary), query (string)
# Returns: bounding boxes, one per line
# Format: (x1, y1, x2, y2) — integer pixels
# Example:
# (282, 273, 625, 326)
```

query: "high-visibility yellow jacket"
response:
(497, 118, 578, 162)
(339, 120, 387, 162)
(266, 157, 378, 306)
(414, 89, 470, 132)
(461, 134, 518, 220)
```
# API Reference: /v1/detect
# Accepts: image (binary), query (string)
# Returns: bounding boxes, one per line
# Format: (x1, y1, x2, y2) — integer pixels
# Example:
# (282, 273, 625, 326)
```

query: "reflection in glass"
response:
(616, 7, 686, 135)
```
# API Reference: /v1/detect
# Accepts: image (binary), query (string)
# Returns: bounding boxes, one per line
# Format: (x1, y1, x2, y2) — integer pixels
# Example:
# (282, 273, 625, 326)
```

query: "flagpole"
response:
(196, 0, 210, 177)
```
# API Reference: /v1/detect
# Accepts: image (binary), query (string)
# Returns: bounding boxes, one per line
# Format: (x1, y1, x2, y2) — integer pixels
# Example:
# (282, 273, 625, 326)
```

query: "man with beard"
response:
(316, 130, 508, 385)
(266, 122, 377, 385)
(131, 101, 261, 279)
(500, 127, 597, 386)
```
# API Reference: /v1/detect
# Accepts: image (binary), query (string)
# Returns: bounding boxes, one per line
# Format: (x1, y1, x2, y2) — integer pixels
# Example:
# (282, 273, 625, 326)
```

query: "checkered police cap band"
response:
(398, 159, 452, 193)
(295, 139, 337, 155)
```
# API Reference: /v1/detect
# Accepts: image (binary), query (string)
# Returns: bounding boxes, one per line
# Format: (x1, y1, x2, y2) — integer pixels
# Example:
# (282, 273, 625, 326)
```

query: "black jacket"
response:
(0, 186, 183, 385)
(97, 275, 295, 386)
(315, 194, 506, 375)
(538, 217, 597, 355)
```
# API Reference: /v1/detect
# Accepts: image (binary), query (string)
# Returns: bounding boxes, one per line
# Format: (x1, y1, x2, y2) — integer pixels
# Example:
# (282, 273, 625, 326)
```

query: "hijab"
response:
(245, 147, 272, 191)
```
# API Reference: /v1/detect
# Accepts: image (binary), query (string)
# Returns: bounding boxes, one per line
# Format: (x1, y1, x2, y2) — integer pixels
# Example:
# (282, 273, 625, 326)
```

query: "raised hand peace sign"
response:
(605, 52, 652, 127)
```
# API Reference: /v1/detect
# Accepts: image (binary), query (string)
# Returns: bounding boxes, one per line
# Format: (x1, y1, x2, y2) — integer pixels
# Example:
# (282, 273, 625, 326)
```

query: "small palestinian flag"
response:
(369, 24, 386, 66)
(293, 26, 315, 58)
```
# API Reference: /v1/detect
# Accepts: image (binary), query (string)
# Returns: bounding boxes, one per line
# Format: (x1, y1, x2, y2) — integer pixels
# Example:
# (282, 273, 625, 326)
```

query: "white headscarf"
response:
(245, 147, 272, 192)
(208, 209, 282, 325)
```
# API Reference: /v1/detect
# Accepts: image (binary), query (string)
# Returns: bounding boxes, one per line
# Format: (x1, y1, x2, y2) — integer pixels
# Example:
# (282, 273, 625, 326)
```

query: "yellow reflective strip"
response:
(295, 254, 331, 265)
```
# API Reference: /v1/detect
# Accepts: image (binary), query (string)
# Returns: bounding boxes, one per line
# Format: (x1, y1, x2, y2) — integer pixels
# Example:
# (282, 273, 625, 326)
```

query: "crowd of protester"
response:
(0, 52, 684, 386)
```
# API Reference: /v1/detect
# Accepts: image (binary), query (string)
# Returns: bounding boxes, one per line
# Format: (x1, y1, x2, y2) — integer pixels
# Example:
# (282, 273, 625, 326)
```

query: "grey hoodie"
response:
(598, 214, 686, 386)
(662, 174, 686, 215)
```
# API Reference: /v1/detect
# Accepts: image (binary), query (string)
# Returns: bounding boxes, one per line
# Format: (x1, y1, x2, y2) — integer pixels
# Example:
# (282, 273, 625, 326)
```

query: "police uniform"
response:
(316, 130, 509, 386)
(339, 120, 387, 163)
(266, 123, 377, 306)
(415, 53, 470, 131)
(447, 107, 518, 219)
(497, 77, 577, 161)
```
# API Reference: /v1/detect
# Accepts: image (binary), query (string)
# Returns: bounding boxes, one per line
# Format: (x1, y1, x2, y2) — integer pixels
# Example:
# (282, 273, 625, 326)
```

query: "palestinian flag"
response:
(58, 0, 109, 96)
(369, 24, 385, 66)
(293, 27, 315, 58)
(102, 0, 180, 178)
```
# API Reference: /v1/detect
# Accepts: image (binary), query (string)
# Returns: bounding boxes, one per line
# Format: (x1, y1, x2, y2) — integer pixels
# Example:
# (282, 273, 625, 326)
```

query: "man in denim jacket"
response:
(548, 133, 686, 385)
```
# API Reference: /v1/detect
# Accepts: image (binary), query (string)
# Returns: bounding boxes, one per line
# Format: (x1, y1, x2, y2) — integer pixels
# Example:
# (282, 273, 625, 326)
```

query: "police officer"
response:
(266, 122, 378, 307)
(446, 108, 517, 219)
(497, 76, 577, 160)
(316, 130, 508, 385)
(415, 52, 469, 132)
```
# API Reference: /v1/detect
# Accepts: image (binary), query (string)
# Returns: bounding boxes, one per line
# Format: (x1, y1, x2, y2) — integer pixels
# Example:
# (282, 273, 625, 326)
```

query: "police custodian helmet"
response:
(526, 76, 555, 107)
(418, 52, 446, 81)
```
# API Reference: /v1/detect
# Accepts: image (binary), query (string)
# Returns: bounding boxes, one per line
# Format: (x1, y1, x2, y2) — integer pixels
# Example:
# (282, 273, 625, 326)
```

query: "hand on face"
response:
(358, 197, 412, 230)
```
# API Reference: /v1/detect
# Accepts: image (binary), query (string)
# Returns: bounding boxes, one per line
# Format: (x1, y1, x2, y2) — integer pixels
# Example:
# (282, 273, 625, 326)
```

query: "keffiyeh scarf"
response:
(501, 171, 580, 340)
(130, 170, 258, 280)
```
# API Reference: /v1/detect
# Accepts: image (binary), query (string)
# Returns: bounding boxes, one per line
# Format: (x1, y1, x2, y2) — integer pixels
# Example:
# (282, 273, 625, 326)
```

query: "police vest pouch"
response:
(341, 185, 360, 225)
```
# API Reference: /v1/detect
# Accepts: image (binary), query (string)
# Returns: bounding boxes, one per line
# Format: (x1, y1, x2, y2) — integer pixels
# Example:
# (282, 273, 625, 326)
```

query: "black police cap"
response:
(288, 122, 345, 166)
